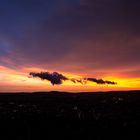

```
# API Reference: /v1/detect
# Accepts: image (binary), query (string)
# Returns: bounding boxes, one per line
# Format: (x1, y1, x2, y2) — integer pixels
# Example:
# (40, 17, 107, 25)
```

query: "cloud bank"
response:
(0, 0, 139, 79)
(29, 71, 117, 85)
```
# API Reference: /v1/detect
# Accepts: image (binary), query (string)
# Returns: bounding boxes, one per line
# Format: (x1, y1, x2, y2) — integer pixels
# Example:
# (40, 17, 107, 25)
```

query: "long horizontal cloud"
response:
(86, 78, 117, 85)
(29, 71, 117, 85)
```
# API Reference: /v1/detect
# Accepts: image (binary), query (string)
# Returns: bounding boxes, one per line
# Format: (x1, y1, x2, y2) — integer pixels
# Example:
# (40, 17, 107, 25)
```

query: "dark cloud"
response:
(71, 78, 87, 84)
(86, 78, 117, 85)
(30, 72, 68, 85)
(29, 71, 117, 85)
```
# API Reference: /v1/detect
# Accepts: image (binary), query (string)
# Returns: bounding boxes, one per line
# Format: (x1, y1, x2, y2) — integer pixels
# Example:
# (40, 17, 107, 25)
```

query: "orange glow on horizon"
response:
(0, 66, 140, 92)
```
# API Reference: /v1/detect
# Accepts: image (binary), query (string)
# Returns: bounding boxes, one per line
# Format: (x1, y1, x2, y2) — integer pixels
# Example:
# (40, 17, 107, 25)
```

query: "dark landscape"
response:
(0, 90, 139, 139)
(0, 0, 140, 139)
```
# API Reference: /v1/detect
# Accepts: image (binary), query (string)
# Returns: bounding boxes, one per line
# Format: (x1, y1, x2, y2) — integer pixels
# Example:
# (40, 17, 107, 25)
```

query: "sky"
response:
(0, 0, 140, 92)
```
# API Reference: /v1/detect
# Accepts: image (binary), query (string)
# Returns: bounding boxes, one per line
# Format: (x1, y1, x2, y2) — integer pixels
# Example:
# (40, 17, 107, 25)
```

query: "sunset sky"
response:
(0, 0, 140, 92)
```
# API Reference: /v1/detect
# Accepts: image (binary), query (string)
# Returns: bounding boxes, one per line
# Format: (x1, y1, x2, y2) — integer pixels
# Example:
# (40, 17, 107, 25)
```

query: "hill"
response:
(0, 90, 139, 139)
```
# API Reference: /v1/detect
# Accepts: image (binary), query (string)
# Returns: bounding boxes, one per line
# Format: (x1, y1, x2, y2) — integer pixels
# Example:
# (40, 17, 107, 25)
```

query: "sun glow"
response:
(0, 66, 139, 92)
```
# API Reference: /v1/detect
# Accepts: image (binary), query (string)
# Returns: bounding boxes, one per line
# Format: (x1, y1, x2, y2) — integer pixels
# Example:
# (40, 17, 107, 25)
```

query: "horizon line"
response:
(0, 90, 139, 94)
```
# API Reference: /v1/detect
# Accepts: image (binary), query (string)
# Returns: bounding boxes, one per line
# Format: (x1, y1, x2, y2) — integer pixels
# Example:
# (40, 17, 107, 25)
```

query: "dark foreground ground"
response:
(0, 90, 140, 139)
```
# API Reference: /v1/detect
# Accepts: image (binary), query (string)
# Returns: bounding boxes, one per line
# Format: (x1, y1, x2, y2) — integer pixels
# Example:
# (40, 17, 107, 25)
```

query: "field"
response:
(0, 90, 140, 139)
